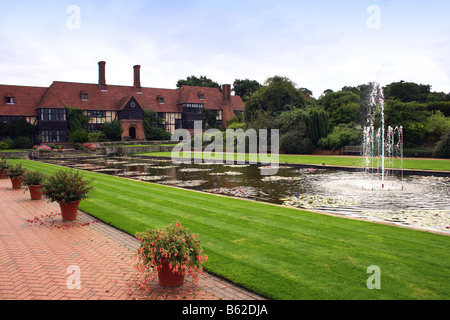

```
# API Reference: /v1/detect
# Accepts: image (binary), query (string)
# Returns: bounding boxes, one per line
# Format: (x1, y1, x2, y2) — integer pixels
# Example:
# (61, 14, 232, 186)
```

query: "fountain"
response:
(362, 82, 404, 189)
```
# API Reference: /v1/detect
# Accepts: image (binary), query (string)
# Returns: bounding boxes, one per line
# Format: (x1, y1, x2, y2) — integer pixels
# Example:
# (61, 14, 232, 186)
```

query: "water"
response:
(362, 82, 404, 184)
(45, 157, 450, 234)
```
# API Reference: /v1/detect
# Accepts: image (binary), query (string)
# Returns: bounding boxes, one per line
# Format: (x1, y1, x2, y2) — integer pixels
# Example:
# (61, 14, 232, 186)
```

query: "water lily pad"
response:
(209, 171, 243, 176)
(205, 186, 259, 198)
(159, 180, 206, 187)
(178, 168, 212, 173)
(261, 176, 303, 182)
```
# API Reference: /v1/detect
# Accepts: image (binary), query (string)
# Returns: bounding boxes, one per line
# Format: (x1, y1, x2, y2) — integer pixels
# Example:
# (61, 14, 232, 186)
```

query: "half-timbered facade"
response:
(0, 61, 244, 143)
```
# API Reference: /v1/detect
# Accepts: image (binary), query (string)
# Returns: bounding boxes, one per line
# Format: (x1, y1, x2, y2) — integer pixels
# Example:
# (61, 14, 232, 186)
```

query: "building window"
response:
(0, 116, 22, 124)
(199, 94, 205, 100)
(40, 108, 67, 122)
(6, 96, 14, 104)
(87, 110, 106, 118)
(159, 97, 165, 104)
(41, 130, 67, 143)
(81, 93, 88, 101)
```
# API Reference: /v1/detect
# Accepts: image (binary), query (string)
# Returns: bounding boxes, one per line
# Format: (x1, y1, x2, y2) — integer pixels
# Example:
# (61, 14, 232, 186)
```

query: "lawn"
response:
(137, 151, 450, 172)
(8, 159, 450, 300)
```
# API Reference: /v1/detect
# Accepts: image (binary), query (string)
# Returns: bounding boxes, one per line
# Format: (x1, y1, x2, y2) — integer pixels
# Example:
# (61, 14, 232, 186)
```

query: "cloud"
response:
(0, 0, 449, 96)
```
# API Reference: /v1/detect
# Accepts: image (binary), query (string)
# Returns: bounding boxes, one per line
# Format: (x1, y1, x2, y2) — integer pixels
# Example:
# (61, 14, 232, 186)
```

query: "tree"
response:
(143, 110, 171, 141)
(2, 118, 38, 139)
(176, 75, 220, 90)
(68, 129, 89, 144)
(66, 107, 90, 133)
(204, 109, 218, 129)
(433, 128, 450, 158)
(243, 76, 307, 123)
(383, 81, 430, 103)
(101, 121, 123, 141)
(233, 79, 262, 102)
(318, 123, 363, 150)
(425, 111, 450, 143)
(318, 91, 360, 127)
(383, 99, 430, 147)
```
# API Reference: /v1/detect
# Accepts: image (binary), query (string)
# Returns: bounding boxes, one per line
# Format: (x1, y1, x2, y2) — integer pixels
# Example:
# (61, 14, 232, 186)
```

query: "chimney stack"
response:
(222, 84, 231, 103)
(98, 61, 107, 91)
(133, 65, 142, 93)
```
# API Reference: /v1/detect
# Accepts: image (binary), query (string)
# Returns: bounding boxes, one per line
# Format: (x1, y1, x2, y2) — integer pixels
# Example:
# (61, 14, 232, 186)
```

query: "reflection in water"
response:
(45, 157, 450, 233)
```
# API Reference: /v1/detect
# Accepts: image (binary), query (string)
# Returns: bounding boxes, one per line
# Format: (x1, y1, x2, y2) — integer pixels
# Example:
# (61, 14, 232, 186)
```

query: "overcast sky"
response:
(0, 0, 449, 97)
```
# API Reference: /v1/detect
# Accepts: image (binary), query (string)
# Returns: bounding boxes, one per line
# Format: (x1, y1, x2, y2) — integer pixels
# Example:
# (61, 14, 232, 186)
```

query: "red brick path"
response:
(0, 179, 264, 300)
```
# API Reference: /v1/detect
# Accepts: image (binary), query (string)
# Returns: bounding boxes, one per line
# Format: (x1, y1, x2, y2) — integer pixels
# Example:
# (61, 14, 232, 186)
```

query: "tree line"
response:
(187, 75, 449, 158)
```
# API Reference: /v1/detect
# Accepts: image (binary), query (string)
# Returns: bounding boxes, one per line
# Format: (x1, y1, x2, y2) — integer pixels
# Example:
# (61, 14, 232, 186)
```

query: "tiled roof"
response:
(0, 85, 47, 116)
(0, 82, 245, 117)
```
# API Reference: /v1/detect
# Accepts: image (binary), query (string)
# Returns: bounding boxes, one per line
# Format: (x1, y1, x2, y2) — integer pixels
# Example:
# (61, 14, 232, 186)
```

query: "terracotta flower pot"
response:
(157, 260, 185, 287)
(10, 177, 22, 189)
(58, 200, 81, 221)
(28, 185, 43, 200)
(0, 170, 6, 179)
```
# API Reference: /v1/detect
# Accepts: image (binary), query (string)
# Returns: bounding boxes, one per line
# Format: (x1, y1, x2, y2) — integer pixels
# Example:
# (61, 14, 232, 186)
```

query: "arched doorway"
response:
(129, 127, 136, 140)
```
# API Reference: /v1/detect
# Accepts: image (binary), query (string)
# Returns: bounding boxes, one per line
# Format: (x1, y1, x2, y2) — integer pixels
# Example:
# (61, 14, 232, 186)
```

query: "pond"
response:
(43, 156, 450, 234)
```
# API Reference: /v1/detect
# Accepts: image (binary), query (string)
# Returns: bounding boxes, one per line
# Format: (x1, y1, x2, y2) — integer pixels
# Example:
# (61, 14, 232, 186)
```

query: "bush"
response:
(0, 139, 14, 150)
(22, 170, 46, 186)
(5, 163, 26, 178)
(433, 129, 450, 158)
(13, 136, 33, 149)
(68, 129, 89, 144)
(318, 124, 362, 150)
(101, 121, 123, 141)
(403, 148, 434, 158)
(134, 222, 208, 286)
(145, 126, 171, 141)
(42, 169, 94, 204)
(280, 131, 315, 154)
(88, 131, 107, 142)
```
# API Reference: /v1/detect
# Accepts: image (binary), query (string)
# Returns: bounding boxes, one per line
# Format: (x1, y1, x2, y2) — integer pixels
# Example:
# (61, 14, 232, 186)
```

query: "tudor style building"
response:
(0, 61, 244, 143)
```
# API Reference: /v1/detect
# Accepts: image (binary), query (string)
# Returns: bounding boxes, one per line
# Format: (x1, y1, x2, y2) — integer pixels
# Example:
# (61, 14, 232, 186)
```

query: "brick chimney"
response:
(222, 84, 231, 103)
(98, 61, 107, 91)
(133, 65, 142, 93)
(221, 84, 233, 128)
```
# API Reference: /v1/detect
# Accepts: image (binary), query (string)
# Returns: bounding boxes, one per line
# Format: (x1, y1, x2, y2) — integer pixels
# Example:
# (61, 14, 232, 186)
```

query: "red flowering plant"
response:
(83, 142, 101, 152)
(41, 169, 94, 204)
(134, 222, 208, 287)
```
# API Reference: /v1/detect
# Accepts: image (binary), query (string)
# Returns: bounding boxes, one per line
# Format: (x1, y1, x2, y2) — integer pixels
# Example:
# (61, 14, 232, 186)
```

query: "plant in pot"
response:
(41, 169, 94, 221)
(0, 158, 9, 179)
(5, 163, 26, 189)
(134, 221, 208, 289)
(22, 170, 46, 200)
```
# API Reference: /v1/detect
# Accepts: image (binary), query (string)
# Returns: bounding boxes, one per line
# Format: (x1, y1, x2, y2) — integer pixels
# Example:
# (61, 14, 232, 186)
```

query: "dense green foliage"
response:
(176, 75, 221, 90)
(433, 129, 450, 158)
(233, 79, 263, 102)
(0, 118, 38, 149)
(243, 76, 307, 122)
(143, 110, 171, 140)
(68, 129, 89, 144)
(41, 169, 94, 204)
(239, 78, 449, 156)
(66, 107, 90, 133)
(101, 120, 123, 141)
(318, 124, 362, 150)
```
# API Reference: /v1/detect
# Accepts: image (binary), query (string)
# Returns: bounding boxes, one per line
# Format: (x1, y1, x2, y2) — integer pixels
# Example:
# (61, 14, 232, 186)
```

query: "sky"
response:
(0, 0, 449, 98)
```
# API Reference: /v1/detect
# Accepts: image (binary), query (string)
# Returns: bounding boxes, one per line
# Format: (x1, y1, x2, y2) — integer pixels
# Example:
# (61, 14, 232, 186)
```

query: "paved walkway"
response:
(0, 178, 265, 300)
